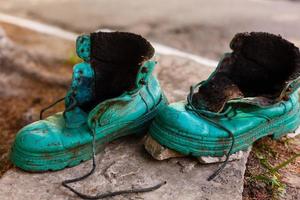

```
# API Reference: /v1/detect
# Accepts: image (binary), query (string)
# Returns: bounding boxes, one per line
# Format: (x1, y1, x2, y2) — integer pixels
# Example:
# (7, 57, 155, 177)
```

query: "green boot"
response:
(10, 31, 167, 172)
(146, 32, 300, 180)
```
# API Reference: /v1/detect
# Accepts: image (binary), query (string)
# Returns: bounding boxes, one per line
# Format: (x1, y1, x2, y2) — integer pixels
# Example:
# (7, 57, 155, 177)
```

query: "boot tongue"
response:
(192, 32, 300, 113)
(87, 31, 154, 110)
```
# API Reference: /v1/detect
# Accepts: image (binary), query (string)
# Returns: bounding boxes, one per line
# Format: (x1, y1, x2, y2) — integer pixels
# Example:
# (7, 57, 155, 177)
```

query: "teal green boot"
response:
(10, 31, 167, 172)
(146, 32, 300, 180)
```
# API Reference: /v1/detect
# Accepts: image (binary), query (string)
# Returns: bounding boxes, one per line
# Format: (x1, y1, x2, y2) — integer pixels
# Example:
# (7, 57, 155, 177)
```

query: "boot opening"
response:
(193, 32, 300, 112)
(81, 31, 154, 111)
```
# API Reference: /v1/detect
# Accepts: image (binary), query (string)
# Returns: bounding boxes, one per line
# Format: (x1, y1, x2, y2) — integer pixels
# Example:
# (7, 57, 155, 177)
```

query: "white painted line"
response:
(0, 13, 77, 40)
(0, 12, 218, 68)
(97, 28, 218, 67)
(152, 43, 218, 67)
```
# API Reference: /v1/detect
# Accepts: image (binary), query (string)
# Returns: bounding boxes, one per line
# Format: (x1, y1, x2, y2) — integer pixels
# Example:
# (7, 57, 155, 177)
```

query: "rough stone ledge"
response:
(0, 55, 249, 200)
(0, 136, 250, 200)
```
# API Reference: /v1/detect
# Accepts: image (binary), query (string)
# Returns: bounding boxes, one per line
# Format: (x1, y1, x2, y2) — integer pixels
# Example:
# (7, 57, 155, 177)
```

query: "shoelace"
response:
(186, 82, 280, 180)
(185, 82, 235, 181)
(40, 96, 66, 120)
(61, 120, 166, 199)
(39, 96, 166, 199)
(39, 95, 78, 120)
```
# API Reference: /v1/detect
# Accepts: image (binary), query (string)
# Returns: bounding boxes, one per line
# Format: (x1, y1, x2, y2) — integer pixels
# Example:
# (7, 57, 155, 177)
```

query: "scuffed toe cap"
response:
(13, 116, 65, 153)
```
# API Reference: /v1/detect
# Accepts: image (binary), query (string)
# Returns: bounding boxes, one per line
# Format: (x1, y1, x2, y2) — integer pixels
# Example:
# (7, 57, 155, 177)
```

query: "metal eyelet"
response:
(141, 67, 148, 73)
(139, 78, 147, 85)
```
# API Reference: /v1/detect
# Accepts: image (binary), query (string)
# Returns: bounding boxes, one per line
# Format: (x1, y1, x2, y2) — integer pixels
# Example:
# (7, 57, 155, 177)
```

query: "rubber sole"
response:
(150, 106, 300, 157)
(11, 95, 167, 172)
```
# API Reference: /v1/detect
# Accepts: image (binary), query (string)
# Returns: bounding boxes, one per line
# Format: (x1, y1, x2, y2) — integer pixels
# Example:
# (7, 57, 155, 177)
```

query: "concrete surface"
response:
(0, 51, 250, 200)
(0, 137, 250, 200)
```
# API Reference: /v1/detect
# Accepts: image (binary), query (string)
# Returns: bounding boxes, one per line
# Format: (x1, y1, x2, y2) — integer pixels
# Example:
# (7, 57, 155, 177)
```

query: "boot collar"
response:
(192, 53, 300, 113)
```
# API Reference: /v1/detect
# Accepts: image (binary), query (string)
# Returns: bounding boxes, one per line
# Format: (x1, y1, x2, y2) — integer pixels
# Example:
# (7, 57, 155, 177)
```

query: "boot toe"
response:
(13, 114, 65, 154)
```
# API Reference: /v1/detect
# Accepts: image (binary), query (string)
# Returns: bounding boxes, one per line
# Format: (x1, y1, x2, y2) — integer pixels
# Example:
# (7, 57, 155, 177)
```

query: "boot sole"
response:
(150, 106, 300, 157)
(10, 95, 167, 172)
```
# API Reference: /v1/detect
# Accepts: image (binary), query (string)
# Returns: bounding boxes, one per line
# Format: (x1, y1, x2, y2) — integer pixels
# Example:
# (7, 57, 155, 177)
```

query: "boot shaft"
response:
(193, 32, 300, 113)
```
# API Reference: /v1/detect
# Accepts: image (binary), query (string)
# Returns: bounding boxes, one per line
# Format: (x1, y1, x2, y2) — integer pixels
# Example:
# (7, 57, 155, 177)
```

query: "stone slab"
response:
(0, 136, 249, 200)
(0, 55, 250, 200)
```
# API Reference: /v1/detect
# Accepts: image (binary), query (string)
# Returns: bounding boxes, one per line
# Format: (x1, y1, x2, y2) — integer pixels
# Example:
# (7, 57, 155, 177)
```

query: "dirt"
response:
(243, 136, 300, 200)
(0, 22, 74, 177)
(0, 22, 75, 62)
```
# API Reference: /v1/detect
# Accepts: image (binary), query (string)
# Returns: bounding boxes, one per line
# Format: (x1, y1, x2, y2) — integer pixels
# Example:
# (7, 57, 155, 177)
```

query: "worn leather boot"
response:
(145, 32, 300, 180)
(10, 31, 167, 172)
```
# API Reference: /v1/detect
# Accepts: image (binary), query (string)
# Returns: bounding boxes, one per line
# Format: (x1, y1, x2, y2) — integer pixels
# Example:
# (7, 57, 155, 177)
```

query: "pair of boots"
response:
(10, 31, 300, 198)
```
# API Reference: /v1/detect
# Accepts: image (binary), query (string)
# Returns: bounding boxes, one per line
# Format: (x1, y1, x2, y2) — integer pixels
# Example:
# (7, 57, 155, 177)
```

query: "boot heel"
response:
(271, 127, 298, 140)
(272, 131, 287, 140)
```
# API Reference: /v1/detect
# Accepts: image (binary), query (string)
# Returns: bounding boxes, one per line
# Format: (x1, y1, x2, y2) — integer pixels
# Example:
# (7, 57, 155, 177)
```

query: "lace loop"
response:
(39, 97, 65, 120)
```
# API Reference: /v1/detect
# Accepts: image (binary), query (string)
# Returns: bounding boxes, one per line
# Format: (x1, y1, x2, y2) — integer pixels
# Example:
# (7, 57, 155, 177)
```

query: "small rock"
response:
(287, 126, 300, 138)
(198, 149, 249, 164)
(144, 135, 184, 160)
(145, 134, 250, 164)
(22, 108, 40, 124)
(177, 158, 198, 173)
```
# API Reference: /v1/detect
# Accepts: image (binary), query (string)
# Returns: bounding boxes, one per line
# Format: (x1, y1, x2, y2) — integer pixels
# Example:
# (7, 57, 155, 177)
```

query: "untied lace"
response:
(61, 119, 166, 199)
(39, 90, 166, 199)
(185, 81, 235, 181)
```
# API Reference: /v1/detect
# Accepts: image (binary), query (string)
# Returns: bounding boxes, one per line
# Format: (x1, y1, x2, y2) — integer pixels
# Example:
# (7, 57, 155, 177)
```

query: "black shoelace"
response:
(40, 95, 166, 199)
(40, 97, 66, 120)
(62, 121, 166, 199)
(185, 82, 235, 181)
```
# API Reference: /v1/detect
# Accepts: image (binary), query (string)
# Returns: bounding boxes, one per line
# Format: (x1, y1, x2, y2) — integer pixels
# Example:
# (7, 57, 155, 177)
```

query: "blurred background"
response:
(1, 0, 300, 58)
(0, 1, 299, 199)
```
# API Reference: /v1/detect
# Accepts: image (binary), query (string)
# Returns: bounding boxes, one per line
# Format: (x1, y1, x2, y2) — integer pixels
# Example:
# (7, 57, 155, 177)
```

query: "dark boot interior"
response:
(80, 31, 154, 112)
(193, 32, 300, 112)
